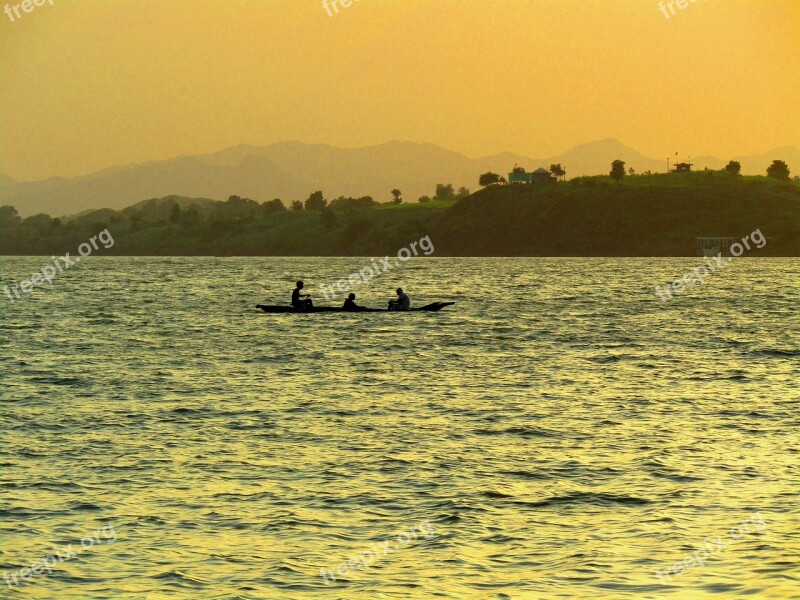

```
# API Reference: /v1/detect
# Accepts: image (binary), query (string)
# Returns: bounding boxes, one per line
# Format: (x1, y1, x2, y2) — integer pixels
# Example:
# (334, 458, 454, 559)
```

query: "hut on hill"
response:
(508, 167, 556, 185)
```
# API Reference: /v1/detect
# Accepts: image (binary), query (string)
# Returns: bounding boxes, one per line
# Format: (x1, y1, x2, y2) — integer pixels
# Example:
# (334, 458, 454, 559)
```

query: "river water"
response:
(1, 257, 798, 599)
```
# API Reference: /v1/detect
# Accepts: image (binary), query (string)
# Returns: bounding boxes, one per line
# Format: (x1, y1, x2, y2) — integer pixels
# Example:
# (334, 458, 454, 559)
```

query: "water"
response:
(1, 257, 798, 599)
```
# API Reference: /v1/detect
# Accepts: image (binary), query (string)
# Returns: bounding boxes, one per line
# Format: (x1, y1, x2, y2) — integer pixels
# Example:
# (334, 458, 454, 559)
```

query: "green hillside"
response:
(431, 173, 800, 255)
(1, 172, 798, 256)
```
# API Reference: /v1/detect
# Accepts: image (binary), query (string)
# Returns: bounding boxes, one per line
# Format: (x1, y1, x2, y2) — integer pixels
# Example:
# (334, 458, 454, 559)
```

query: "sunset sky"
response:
(1, 0, 798, 181)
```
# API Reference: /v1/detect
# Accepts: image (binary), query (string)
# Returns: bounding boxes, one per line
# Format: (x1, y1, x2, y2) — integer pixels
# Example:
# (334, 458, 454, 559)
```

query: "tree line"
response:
(609, 158, 791, 181)
(477, 159, 793, 185)
(0, 180, 475, 250)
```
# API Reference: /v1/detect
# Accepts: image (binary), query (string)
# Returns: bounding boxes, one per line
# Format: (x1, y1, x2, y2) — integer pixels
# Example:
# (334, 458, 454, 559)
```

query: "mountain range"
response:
(2, 139, 797, 218)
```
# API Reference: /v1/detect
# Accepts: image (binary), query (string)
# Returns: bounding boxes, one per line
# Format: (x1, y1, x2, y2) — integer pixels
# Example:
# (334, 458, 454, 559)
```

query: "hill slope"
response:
(2, 173, 798, 257)
(431, 175, 799, 256)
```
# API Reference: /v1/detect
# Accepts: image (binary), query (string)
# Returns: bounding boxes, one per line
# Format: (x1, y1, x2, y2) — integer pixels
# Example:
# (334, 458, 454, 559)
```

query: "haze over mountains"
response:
(2, 139, 797, 218)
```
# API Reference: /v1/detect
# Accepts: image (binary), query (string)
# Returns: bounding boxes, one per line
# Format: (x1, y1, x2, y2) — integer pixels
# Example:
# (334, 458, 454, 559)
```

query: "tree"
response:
(329, 196, 377, 211)
(455, 186, 470, 199)
(549, 164, 566, 181)
(304, 190, 327, 211)
(479, 172, 502, 187)
(291, 200, 303, 211)
(0, 205, 21, 228)
(724, 160, 742, 175)
(222, 195, 260, 219)
(130, 211, 144, 230)
(169, 203, 182, 224)
(766, 160, 790, 181)
(23, 213, 53, 234)
(435, 184, 455, 200)
(262, 199, 286, 213)
(418, 195, 432, 203)
(321, 207, 338, 229)
(89, 220, 109, 234)
(182, 204, 201, 226)
(390, 188, 403, 204)
(610, 160, 626, 182)
(628, 167, 636, 176)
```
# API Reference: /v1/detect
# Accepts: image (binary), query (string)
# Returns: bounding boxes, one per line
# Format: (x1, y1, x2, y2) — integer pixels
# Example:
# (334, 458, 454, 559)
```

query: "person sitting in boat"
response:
(388, 287, 410, 311)
(291, 280, 313, 310)
(343, 293, 365, 311)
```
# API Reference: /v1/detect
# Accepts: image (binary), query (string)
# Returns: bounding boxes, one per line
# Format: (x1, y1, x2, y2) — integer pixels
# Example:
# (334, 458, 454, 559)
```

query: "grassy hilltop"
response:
(1, 172, 798, 256)
(431, 172, 800, 256)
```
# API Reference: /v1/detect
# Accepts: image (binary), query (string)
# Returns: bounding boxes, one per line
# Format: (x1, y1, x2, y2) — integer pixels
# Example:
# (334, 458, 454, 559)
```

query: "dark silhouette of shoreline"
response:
(2, 172, 798, 257)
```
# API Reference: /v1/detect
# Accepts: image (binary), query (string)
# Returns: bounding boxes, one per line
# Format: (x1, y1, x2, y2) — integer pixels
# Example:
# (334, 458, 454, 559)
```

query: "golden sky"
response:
(1, 0, 798, 181)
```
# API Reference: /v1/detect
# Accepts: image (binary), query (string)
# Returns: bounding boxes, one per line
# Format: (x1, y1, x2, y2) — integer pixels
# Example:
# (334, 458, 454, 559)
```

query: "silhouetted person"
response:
(343, 293, 364, 311)
(292, 280, 313, 310)
(388, 287, 410, 311)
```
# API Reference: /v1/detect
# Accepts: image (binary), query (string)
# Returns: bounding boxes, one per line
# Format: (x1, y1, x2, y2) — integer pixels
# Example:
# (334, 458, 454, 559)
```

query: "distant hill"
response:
(2, 140, 797, 218)
(547, 139, 658, 174)
(124, 195, 219, 213)
(61, 195, 219, 222)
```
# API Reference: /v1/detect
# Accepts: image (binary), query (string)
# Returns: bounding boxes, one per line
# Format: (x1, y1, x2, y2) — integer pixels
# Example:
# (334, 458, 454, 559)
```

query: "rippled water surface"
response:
(1, 257, 799, 599)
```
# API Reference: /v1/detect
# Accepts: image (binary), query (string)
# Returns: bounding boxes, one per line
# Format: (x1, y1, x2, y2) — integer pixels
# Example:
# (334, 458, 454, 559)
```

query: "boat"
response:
(256, 302, 455, 314)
